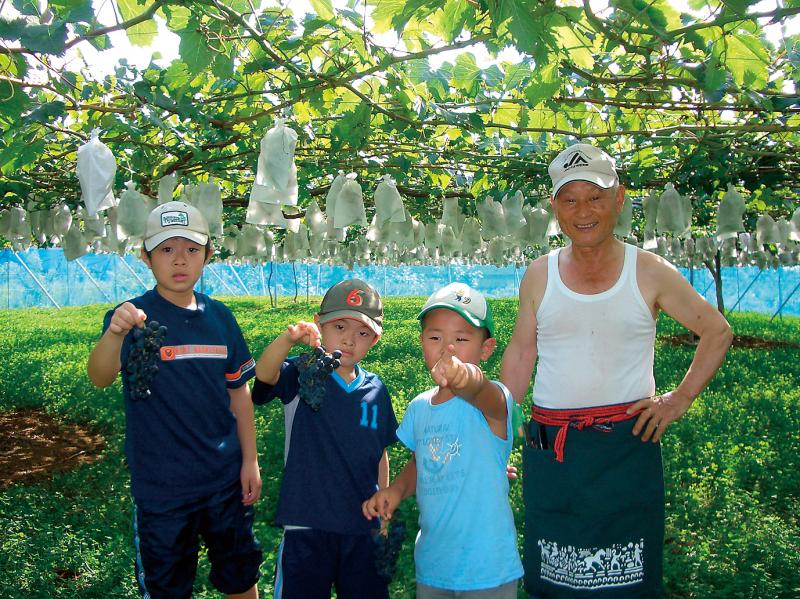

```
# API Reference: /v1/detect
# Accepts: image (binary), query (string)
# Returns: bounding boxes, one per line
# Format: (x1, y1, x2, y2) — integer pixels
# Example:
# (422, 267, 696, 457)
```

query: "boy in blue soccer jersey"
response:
(362, 283, 523, 598)
(87, 201, 262, 599)
(251, 278, 397, 599)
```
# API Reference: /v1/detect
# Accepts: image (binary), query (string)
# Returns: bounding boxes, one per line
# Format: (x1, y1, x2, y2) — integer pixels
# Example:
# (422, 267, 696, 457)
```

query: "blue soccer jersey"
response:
(252, 358, 397, 534)
(104, 288, 255, 505)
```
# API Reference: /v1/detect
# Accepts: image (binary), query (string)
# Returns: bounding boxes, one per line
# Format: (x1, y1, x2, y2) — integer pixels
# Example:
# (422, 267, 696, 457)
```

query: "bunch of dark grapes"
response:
(295, 346, 342, 411)
(126, 320, 167, 401)
(373, 516, 405, 582)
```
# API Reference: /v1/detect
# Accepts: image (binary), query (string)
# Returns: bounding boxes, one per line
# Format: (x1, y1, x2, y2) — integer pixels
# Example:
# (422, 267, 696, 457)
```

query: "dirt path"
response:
(0, 408, 105, 490)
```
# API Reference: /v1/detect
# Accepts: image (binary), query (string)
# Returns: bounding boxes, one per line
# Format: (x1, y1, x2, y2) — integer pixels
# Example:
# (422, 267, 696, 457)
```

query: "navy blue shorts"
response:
(133, 480, 262, 599)
(274, 528, 389, 599)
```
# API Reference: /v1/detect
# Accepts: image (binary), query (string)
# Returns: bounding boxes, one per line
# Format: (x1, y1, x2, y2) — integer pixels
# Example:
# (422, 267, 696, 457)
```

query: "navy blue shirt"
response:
(252, 358, 397, 534)
(103, 288, 255, 506)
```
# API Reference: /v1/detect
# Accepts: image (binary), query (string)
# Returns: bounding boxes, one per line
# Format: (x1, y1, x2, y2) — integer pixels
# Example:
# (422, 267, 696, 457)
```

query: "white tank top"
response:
(532, 243, 656, 409)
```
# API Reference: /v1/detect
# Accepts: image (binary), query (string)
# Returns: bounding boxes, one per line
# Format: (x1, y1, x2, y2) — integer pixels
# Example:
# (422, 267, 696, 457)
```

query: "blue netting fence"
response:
(1, 249, 797, 318)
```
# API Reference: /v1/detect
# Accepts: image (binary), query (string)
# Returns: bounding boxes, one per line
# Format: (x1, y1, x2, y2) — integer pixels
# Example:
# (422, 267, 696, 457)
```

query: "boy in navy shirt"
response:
(87, 201, 262, 599)
(252, 278, 397, 599)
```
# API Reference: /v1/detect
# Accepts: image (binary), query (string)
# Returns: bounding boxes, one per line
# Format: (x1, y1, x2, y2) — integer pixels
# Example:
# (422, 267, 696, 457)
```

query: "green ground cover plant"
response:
(0, 299, 798, 598)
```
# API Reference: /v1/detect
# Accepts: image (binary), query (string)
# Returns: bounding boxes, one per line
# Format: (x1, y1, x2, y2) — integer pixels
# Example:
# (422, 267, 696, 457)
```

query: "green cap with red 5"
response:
(318, 278, 383, 336)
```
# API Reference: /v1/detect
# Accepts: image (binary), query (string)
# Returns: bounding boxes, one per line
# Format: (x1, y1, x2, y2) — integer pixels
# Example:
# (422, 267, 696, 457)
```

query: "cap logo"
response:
(563, 151, 590, 170)
(346, 289, 363, 306)
(453, 287, 471, 304)
(161, 211, 189, 227)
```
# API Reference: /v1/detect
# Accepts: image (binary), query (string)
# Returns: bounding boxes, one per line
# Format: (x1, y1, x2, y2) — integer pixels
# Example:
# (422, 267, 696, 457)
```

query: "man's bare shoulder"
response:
(519, 253, 549, 308)
(521, 254, 548, 285)
(636, 247, 681, 278)
(635, 247, 691, 306)
(526, 253, 549, 275)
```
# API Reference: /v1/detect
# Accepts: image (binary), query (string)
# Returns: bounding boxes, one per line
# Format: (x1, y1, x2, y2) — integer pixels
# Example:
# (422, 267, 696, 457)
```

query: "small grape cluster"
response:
(295, 346, 342, 411)
(373, 516, 405, 582)
(126, 320, 167, 401)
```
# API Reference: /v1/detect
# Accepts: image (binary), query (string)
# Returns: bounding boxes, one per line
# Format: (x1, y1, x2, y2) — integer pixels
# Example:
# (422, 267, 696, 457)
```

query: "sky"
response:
(2, 1, 798, 83)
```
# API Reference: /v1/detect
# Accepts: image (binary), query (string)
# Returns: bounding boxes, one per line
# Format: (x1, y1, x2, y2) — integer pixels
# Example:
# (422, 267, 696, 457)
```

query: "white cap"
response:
(144, 201, 209, 251)
(548, 143, 618, 198)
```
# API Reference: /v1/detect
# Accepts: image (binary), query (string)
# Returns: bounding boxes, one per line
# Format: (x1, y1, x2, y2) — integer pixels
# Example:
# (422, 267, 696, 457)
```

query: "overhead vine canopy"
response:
(1, 0, 800, 222)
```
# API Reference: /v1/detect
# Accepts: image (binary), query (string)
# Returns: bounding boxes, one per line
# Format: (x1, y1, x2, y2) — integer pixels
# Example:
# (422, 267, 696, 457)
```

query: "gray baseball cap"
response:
(144, 201, 209, 251)
(318, 278, 383, 336)
(548, 143, 619, 198)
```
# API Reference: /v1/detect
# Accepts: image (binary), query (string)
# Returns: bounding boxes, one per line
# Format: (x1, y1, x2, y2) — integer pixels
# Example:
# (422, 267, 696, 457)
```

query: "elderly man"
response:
(500, 144, 732, 598)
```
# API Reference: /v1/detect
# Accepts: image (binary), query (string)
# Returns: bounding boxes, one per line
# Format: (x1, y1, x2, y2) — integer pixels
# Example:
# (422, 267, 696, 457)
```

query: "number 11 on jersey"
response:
(360, 401, 378, 429)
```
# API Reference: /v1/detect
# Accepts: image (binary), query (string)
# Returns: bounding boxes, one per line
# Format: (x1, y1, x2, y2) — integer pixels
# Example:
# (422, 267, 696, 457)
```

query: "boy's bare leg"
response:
(227, 585, 258, 599)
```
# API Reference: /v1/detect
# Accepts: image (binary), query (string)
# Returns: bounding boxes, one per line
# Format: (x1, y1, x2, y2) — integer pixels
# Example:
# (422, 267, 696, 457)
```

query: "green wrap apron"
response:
(523, 404, 664, 598)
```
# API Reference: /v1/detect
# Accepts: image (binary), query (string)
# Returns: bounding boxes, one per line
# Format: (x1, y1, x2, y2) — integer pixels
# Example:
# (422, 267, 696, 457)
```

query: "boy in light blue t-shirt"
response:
(362, 283, 523, 598)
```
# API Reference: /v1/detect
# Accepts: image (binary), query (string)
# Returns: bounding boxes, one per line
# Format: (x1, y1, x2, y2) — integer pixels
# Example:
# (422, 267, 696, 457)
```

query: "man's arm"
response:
(87, 302, 146, 388)
(629, 253, 733, 441)
(254, 320, 320, 383)
(230, 383, 262, 505)
(500, 257, 546, 404)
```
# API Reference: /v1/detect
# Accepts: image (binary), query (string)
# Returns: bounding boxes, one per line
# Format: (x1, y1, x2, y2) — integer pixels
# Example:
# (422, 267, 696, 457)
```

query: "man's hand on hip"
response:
(628, 391, 693, 443)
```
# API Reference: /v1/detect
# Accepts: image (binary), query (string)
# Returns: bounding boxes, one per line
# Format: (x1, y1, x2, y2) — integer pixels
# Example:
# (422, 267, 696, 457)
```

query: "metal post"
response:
(292, 262, 298, 303)
(75, 256, 113, 303)
(726, 268, 763, 315)
(13, 251, 61, 309)
(274, 262, 279, 308)
(259, 262, 266, 297)
(267, 262, 274, 308)
(227, 262, 250, 295)
(777, 267, 783, 321)
(700, 277, 715, 297)
(206, 263, 238, 295)
(118, 254, 148, 292)
(770, 278, 799, 322)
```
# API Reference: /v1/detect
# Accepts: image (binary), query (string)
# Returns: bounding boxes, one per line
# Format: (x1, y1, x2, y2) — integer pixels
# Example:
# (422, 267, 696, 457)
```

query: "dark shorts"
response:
(274, 527, 389, 599)
(133, 480, 262, 599)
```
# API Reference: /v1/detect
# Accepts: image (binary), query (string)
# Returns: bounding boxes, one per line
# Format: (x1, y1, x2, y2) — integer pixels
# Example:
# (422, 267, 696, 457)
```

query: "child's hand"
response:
(285, 321, 321, 348)
(506, 464, 518, 480)
(240, 459, 262, 506)
(430, 344, 470, 390)
(362, 486, 402, 521)
(108, 302, 146, 336)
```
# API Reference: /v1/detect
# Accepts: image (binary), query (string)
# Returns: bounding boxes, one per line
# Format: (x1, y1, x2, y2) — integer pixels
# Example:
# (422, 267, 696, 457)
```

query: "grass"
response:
(0, 298, 799, 598)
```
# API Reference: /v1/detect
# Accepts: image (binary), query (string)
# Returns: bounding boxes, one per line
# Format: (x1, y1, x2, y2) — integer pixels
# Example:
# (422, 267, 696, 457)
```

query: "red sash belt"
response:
(531, 402, 642, 463)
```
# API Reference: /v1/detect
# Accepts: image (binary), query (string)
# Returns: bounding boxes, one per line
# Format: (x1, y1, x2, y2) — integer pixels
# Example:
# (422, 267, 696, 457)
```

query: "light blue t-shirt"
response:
(397, 382, 523, 591)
